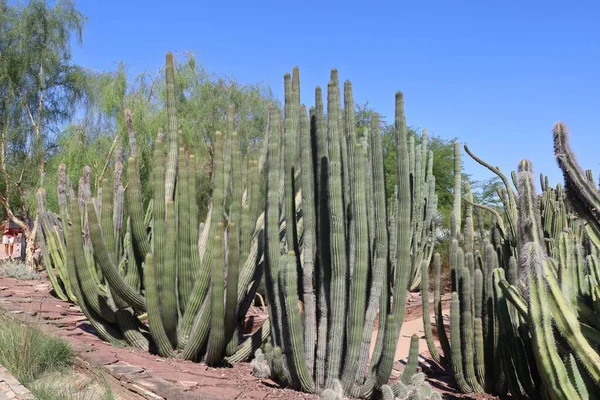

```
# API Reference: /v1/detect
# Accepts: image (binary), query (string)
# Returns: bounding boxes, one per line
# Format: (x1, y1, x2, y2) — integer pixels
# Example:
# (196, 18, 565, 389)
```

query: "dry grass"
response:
(0, 311, 117, 399)
(29, 369, 117, 400)
(0, 311, 73, 384)
(0, 259, 41, 280)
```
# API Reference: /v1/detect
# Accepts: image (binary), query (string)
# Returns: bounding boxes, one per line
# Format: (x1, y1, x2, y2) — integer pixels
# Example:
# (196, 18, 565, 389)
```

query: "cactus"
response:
(380, 374, 441, 400)
(251, 349, 271, 378)
(36, 52, 267, 367)
(434, 122, 600, 399)
(261, 67, 438, 398)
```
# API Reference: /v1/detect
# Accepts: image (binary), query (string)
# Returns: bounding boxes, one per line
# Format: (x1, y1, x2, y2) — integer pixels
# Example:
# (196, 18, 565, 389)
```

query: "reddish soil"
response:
(0, 269, 503, 399)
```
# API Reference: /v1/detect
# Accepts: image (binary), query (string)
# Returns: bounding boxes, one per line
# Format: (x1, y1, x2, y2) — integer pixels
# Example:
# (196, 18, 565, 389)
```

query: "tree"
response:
(41, 52, 276, 221)
(0, 0, 87, 267)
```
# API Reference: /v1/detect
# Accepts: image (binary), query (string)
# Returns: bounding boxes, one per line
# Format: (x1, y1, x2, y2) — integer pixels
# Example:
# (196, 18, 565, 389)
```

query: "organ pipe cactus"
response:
(36, 52, 267, 366)
(261, 67, 438, 398)
(431, 122, 600, 399)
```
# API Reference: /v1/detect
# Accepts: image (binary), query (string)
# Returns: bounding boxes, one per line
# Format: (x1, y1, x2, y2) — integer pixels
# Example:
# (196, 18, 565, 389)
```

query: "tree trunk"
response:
(24, 218, 37, 269)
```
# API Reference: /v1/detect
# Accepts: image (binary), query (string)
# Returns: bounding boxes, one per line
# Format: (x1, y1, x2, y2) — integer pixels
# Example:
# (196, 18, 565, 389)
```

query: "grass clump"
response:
(0, 311, 117, 399)
(0, 260, 42, 280)
(0, 311, 74, 384)
(29, 370, 117, 400)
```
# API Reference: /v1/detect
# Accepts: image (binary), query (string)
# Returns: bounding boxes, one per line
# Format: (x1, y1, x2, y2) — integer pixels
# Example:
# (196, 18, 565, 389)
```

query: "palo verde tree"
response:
(0, 0, 87, 267)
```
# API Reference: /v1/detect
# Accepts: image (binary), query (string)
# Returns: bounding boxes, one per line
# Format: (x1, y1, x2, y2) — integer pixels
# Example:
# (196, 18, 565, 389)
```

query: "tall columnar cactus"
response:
(432, 122, 600, 399)
(261, 67, 438, 398)
(36, 52, 268, 367)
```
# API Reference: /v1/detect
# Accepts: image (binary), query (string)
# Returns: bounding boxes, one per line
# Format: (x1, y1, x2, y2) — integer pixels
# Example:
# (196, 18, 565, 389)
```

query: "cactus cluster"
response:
(380, 374, 442, 400)
(36, 52, 444, 398)
(421, 142, 509, 394)
(36, 52, 267, 365)
(426, 123, 600, 399)
(259, 67, 438, 398)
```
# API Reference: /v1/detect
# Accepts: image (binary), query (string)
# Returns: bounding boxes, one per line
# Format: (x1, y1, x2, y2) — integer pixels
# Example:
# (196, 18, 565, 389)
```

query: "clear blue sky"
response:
(69, 0, 599, 187)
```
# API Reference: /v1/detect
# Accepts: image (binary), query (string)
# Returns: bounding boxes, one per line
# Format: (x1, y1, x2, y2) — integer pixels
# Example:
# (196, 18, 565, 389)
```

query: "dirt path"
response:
(0, 271, 492, 399)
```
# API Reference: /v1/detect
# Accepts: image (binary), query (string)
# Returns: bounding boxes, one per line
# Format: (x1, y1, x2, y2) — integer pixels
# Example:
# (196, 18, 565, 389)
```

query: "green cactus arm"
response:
(125, 156, 152, 259)
(299, 105, 317, 377)
(558, 232, 576, 309)
(45, 218, 74, 299)
(164, 52, 179, 202)
(314, 85, 330, 392)
(544, 261, 600, 383)
(433, 253, 451, 365)
(343, 81, 357, 280)
(553, 122, 600, 250)
(449, 292, 472, 393)
(38, 230, 69, 301)
(452, 141, 462, 237)
(377, 91, 413, 380)
(71, 194, 117, 323)
(178, 130, 224, 347)
(359, 315, 396, 398)
(122, 222, 141, 294)
(160, 200, 179, 347)
(482, 242, 498, 390)
(264, 106, 286, 350)
(177, 150, 194, 314)
(142, 253, 175, 357)
(518, 159, 581, 400)
(459, 267, 484, 393)
(225, 222, 241, 356)
(324, 75, 348, 389)
(498, 280, 528, 319)
(463, 144, 517, 220)
(88, 201, 146, 313)
(421, 258, 441, 365)
(400, 334, 420, 385)
(329, 70, 349, 233)
(351, 113, 390, 394)
(224, 319, 270, 365)
(493, 268, 539, 398)
(188, 155, 201, 281)
(280, 251, 316, 392)
(65, 198, 126, 346)
(179, 295, 211, 361)
(36, 211, 69, 300)
(341, 143, 369, 391)
(205, 223, 226, 365)
(113, 309, 151, 351)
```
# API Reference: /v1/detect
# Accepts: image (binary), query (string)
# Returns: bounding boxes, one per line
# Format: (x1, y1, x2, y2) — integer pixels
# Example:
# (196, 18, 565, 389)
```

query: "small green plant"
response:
(0, 311, 74, 384)
(0, 260, 41, 280)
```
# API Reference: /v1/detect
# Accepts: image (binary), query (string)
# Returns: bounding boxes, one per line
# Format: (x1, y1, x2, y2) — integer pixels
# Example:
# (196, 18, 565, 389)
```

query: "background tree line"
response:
(0, 0, 502, 267)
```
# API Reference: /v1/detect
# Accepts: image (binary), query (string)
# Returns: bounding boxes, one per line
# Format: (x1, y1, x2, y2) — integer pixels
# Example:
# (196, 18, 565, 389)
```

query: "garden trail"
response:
(0, 365, 34, 400)
(0, 249, 452, 399)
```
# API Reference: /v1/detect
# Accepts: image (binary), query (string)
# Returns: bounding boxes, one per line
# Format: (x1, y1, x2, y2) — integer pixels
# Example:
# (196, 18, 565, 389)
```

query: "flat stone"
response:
(9, 385, 27, 395)
(51, 316, 86, 327)
(152, 370, 198, 383)
(260, 378, 281, 388)
(137, 377, 187, 399)
(179, 381, 199, 389)
(91, 351, 119, 366)
(105, 364, 144, 377)
(1, 377, 19, 388)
